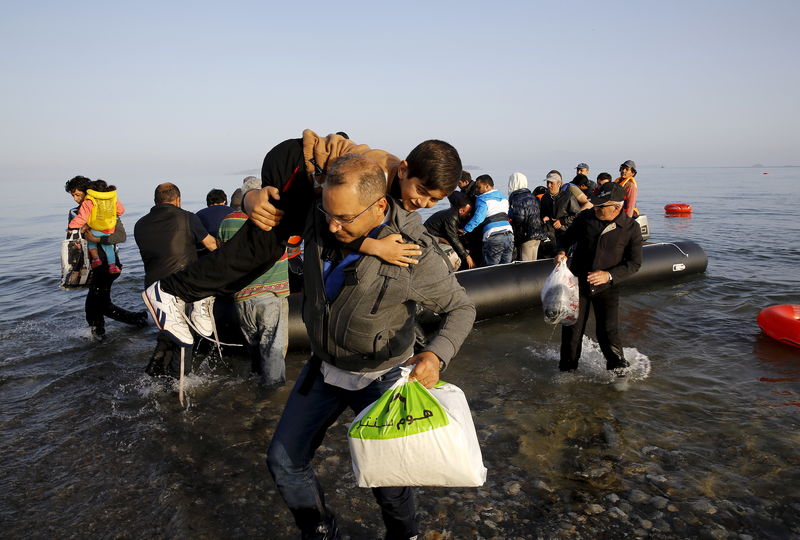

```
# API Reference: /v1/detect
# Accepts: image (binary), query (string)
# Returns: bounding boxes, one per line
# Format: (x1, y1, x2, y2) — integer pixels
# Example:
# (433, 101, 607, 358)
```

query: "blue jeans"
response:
(236, 294, 288, 387)
(266, 361, 418, 538)
(482, 231, 513, 266)
(88, 229, 115, 264)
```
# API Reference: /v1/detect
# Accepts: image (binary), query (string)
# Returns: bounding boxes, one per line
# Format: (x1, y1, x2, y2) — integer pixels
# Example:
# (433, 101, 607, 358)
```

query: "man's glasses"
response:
(317, 197, 384, 226)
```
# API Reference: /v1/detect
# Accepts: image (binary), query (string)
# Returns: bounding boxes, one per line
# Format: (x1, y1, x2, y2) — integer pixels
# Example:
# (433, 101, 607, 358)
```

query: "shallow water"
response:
(1, 167, 800, 539)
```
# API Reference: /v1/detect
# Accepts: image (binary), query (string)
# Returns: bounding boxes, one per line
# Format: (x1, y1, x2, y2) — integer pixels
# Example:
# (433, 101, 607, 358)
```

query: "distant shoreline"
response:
(642, 164, 799, 169)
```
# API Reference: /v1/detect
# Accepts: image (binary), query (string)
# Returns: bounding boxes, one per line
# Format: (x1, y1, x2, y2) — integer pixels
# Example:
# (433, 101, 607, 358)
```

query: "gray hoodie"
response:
(302, 198, 476, 373)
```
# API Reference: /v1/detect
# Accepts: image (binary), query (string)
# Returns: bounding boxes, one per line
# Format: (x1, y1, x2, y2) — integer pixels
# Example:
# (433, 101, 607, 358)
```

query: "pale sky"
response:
(1, 0, 798, 183)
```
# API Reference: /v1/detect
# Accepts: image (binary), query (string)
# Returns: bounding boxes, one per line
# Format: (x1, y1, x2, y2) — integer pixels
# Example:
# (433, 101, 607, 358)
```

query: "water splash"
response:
(537, 337, 651, 385)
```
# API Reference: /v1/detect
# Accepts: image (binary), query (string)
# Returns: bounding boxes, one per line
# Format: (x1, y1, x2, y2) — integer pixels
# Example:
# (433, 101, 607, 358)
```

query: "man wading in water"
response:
(554, 182, 643, 374)
(266, 154, 475, 539)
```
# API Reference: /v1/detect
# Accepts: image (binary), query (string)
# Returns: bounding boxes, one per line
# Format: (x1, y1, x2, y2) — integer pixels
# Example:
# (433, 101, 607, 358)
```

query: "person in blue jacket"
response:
(461, 175, 513, 266)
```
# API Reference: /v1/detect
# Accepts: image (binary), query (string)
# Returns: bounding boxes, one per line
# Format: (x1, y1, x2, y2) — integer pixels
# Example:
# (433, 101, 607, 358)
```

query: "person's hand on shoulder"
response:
(362, 234, 421, 267)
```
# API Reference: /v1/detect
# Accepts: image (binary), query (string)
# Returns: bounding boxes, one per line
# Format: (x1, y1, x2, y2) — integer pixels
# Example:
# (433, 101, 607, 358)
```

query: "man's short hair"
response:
(475, 174, 494, 188)
(460, 170, 472, 184)
(447, 191, 471, 210)
(572, 174, 590, 188)
(206, 189, 227, 206)
(597, 172, 612, 182)
(155, 183, 181, 204)
(242, 176, 262, 191)
(405, 140, 462, 195)
(326, 154, 387, 205)
(65, 175, 91, 193)
(229, 188, 244, 210)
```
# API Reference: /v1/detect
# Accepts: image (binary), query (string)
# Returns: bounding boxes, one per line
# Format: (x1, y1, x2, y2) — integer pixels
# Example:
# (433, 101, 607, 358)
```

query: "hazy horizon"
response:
(1, 1, 798, 184)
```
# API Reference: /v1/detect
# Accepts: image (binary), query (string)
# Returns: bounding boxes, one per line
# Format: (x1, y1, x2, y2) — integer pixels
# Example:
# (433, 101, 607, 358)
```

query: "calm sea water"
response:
(1, 167, 799, 539)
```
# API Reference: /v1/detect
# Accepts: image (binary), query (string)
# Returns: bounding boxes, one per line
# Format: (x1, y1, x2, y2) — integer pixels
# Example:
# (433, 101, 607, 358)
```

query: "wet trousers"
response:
(266, 362, 418, 539)
(85, 266, 145, 333)
(560, 287, 628, 371)
(236, 294, 288, 387)
(146, 333, 192, 378)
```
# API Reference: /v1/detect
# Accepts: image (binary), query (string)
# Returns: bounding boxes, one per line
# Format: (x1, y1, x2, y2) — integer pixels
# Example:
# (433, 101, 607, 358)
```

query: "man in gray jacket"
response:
(267, 154, 475, 540)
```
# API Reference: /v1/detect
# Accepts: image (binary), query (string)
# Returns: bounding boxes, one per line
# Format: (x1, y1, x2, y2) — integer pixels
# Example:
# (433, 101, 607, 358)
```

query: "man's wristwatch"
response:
(438, 359, 446, 371)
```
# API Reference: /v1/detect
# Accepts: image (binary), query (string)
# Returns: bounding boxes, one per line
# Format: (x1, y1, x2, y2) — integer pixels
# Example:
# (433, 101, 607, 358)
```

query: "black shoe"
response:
(301, 515, 340, 540)
(134, 311, 150, 328)
(91, 326, 106, 341)
(145, 356, 166, 377)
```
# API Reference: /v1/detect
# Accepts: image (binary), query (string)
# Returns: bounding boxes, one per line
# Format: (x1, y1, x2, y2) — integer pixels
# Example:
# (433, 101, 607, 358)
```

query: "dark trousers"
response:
(145, 333, 192, 377)
(85, 265, 144, 331)
(266, 362, 418, 539)
(161, 138, 312, 303)
(560, 287, 627, 371)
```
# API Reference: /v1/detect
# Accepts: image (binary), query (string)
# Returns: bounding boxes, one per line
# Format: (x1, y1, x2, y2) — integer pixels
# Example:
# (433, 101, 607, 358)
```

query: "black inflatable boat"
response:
(254, 239, 706, 349)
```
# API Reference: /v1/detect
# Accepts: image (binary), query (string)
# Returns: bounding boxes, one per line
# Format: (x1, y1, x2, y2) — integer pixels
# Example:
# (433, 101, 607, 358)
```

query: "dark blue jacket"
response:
(508, 189, 546, 244)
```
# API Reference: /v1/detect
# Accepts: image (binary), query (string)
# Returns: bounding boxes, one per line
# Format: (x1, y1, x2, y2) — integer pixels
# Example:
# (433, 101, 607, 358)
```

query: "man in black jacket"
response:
(136, 183, 218, 376)
(424, 191, 474, 269)
(554, 183, 643, 373)
(457, 170, 478, 201)
(540, 170, 581, 257)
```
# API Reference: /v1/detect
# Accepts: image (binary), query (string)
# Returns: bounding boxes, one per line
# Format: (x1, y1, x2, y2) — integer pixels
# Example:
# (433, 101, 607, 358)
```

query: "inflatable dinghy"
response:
(210, 240, 707, 350)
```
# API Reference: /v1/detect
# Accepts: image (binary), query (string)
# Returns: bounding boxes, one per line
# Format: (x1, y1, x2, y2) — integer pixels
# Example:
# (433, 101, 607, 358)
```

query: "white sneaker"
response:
(142, 282, 193, 346)
(190, 297, 215, 337)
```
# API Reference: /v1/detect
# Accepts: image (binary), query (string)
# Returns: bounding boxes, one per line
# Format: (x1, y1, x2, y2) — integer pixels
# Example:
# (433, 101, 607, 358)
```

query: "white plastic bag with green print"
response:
(347, 366, 487, 488)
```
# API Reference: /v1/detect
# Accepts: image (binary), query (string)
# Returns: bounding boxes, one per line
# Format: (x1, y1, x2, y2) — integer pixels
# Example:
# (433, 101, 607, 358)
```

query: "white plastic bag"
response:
(348, 366, 487, 488)
(60, 229, 92, 289)
(540, 260, 579, 326)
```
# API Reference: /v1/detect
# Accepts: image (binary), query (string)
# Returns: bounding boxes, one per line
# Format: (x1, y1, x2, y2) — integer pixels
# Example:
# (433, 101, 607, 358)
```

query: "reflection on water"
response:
(2, 167, 800, 537)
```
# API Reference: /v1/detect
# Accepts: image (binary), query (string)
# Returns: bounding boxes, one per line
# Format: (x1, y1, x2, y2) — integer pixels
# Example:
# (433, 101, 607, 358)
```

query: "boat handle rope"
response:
(649, 242, 690, 258)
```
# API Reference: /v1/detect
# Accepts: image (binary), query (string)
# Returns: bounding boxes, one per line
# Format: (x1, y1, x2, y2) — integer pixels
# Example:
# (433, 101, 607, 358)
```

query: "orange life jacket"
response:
(616, 176, 639, 216)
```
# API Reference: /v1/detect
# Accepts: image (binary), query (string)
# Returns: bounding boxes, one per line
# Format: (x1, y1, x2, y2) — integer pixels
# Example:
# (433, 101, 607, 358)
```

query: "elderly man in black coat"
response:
(554, 182, 643, 373)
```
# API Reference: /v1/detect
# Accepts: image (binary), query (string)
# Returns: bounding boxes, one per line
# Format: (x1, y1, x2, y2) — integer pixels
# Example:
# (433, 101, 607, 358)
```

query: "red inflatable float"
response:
(664, 203, 692, 214)
(757, 305, 800, 348)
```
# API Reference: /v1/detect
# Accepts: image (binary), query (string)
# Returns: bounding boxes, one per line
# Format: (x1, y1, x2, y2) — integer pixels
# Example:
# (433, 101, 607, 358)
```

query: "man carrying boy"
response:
(461, 174, 513, 266)
(64, 176, 147, 340)
(266, 154, 475, 539)
(143, 130, 455, 346)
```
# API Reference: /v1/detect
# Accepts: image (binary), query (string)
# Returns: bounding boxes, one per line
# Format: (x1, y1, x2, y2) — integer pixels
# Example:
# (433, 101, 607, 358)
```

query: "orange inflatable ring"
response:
(664, 203, 692, 214)
(757, 305, 800, 348)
